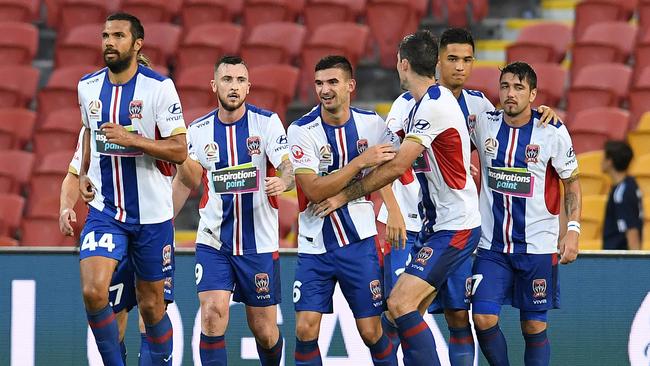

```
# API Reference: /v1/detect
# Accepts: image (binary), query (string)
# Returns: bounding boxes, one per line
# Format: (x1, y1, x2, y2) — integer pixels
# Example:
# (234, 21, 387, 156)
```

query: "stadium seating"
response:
(464, 66, 501, 106)
(581, 238, 603, 250)
(180, 0, 243, 29)
(33, 108, 81, 157)
(0, 65, 39, 109)
(635, 31, 650, 80)
(0, 108, 36, 149)
(242, 0, 304, 33)
(55, 24, 104, 68)
(569, 107, 629, 154)
(278, 195, 298, 248)
(630, 153, 650, 195)
(0, 22, 38, 65)
(175, 23, 242, 74)
(644, 197, 650, 250)
(241, 22, 306, 69)
(577, 151, 610, 195)
(506, 22, 572, 64)
(0, 193, 25, 237)
(629, 67, 650, 128)
(0, 235, 18, 246)
(247, 64, 300, 125)
(28, 150, 75, 216)
(176, 64, 215, 110)
(570, 22, 636, 80)
(183, 107, 215, 126)
(120, 0, 182, 23)
(303, 0, 365, 34)
(641, 0, 650, 36)
(0, 0, 40, 22)
(567, 63, 632, 121)
(627, 113, 650, 157)
(0, 150, 34, 194)
(573, 0, 629, 40)
(20, 218, 77, 246)
(581, 194, 607, 240)
(299, 22, 369, 101)
(530, 63, 567, 108)
(54, 0, 110, 37)
(142, 23, 181, 67)
(38, 65, 97, 119)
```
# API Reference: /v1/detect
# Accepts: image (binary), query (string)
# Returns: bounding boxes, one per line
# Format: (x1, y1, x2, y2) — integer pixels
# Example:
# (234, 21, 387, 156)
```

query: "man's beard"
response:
(104, 50, 134, 74)
(218, 94, 245, 112)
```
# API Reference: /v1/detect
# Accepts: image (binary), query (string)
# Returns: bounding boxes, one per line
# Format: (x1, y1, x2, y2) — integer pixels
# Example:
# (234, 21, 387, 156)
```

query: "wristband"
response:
(567, 221, 580, 234)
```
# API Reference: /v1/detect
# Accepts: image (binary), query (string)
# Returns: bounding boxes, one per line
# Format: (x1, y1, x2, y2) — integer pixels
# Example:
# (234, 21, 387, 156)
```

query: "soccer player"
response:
(287, 55, 400, 366)
(77, 13, 186, 365)
(312, 32, 482, 366)
(469, 62, 581, 366)
(172, 55, 292, 366)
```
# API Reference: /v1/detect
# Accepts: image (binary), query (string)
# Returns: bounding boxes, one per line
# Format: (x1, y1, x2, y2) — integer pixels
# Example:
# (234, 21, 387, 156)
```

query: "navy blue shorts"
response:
(471, 248, 560, 318)
(80, 207, 174, 282)
(293, 237, 384, 319)
(195, 244, 281, 307)
(109, 256, 175, 313)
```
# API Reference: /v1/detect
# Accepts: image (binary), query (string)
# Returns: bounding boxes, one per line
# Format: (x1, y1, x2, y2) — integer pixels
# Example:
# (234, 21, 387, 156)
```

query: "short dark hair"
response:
(315, 55, 353, 79)
(398, 30, 438, 77)
(500, 61, 537, 90)
(439, 28, 475, 52)
(106, 12, 144, 41)
(214, 55, 246, 72)
(604, 140, 634, 172)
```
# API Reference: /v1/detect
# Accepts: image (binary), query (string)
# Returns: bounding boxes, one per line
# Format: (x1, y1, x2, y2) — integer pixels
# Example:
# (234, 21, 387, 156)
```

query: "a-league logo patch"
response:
(525, 144, 540, 163)
(485, 137, 498, 157)
(465, 277, 473, 298)
(369, 279, 382, 301)
(532, 279, 547, 299)
(88, 100, 102, 119)
(129, 100, 143, 119)
(255, 273, 270, 294)
(247, 136, 261, 156)
(414, 247, 433, 265)
(162, 244, 172, 266)
(357, 139, 368, 154)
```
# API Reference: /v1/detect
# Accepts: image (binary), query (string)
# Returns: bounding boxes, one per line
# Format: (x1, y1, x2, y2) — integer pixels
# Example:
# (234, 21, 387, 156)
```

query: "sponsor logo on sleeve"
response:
(412, 119, 431, 133)
(166, 103, 183, 122)
(128, 100, 143, 119)
(525, 144, 540, 163)
(246, 136, 261, 156)
(276, 135, 288, 145)
(566, 146, 575, 158)
(291, 145, 305, 159)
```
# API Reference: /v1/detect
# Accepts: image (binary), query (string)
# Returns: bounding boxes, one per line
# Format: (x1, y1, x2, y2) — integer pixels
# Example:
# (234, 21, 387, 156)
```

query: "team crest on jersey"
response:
(254, 273, 270, 294)
(129, 100, 143, 119)
(369, 279, 382, 301)
(532, 279, 547, 299)
(247, 136, 261, 156)
(525, 144, 540, 163)
(465, 277, 473, 298)
(414, 247, 433, 265)
(357, 139, 368, 154)
(204, 142, 219, 163)
(162, 244, 172, 266)
(88, 100, 102, 119)
(484, 137, 498, 157)
(467, 114, 477, 133)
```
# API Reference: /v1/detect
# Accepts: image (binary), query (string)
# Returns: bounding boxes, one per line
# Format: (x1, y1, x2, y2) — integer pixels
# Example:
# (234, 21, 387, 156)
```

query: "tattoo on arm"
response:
(564, 191, 578, 217)
(279, 159, 295, 191)
(342, 181, 368, 202)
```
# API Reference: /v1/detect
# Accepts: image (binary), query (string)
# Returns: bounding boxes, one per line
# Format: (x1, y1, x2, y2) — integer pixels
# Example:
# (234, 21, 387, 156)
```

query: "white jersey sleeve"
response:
(186, 127, 199, 162)
(406, 100, 457, 147)
(551, 125, 578, 179)
(264, 113, 290, 168)
(287, 124, 319, 174)
(385, 93, 413, 135)
(155, 78, 186, 137)
(68, 127, 84, 175)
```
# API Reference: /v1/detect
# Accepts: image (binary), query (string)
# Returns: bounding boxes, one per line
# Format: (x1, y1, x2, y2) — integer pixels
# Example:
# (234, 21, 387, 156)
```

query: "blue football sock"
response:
(448, 326, 474, 366)
(368, 332, 397, 365)
(199, 333, 227, 366)
(476, 324, 510, 366)
(395, 311, 440, 366)
(144, 313, 173, 365)
(257, 332, 283, 366)
(138, 332, 152, 366)
(295, 338, 322, 366)
(381, 312, 401, 352)
(523, 330, 550, 366)
(87, 305, 124, 366)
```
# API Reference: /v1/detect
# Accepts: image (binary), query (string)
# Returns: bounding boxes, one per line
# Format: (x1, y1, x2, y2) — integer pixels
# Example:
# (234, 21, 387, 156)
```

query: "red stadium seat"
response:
(366, 0, 423, 68)
(571, 22, 636, 80)
(641, 0, 650, 37)
(242, 0, 304, 33)
(567, 63, 632, 121)
(176, 65, 215, 110)
(0, 150, 34, 194)
(569, 107, 629, 154)
(0, 0, 39, 22)
(0, 65, 39, 109)
(303, 0, 366, 34)
(180, 0, 243, 30)
(21, 218, 77, 246)
(241, 22, 306, 69)
(0, 22, 38, 65)
(0, 194, 24, 237)
(634, 31, 650, 79)
(55, 24, 104, 68)
(0, 235, 18, 246)
(28, 150, 75, 216)
(175, 23, 242, 74)
(629, 67, 650, 129)
(300, 22, 369, 101)
(142, 23, 181, 68)
(464, 66, 501, 106)
(120, 0, 182, 23)
(38, 65, 97, 119)
(248, 64, 299, 125)
(506, 22, 572, 64)
(33, 108, 82, 157)
(56, 0, 109, 36)
(183, 107, 215, 126)
(530, 63, 567, 108)
(574, 0, 628, 40)
(0, 108, 36, 149)
(278, 195, 298, 248)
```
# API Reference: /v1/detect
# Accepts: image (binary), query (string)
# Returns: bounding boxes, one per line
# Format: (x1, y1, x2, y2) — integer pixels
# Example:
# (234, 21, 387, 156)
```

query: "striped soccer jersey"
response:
(78, 65, 187, 224)
(288, 105, 400, 254)
(471, 110, 578, 254)
(187, 104, 289, 255)
(377, 89, 494, 231)
(404, 85, 481, 232)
